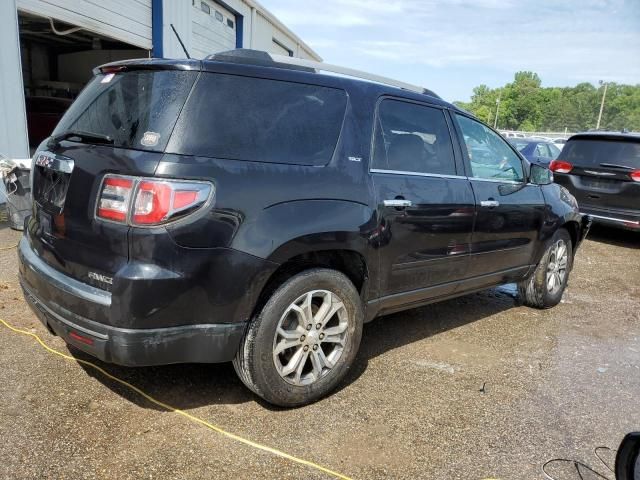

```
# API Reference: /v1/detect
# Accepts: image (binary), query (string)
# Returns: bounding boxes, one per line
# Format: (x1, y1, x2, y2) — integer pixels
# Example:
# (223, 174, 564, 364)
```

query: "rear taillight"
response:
(96, 174, 212, 226)
(549, 160, 573, 174)
(631, 170, 640, 182)
(97, 176, 133, 222)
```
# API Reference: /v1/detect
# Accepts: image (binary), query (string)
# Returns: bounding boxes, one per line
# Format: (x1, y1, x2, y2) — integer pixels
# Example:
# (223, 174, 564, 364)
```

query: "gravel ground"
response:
(0, 216, 638, 480)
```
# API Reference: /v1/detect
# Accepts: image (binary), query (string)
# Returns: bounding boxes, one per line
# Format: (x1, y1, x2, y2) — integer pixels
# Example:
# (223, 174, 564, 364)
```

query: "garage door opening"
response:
(18, 12, 148, 154)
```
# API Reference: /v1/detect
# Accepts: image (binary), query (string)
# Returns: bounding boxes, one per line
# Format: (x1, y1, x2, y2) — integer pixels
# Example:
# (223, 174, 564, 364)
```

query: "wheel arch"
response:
(250, 248, 370, 324)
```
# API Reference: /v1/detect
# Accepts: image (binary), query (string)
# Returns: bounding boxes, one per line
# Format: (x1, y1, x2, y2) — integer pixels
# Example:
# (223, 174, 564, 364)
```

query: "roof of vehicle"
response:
(97, 49, 464, 114)
(508, 138, 553, 144)
(568, 131, 640, 142)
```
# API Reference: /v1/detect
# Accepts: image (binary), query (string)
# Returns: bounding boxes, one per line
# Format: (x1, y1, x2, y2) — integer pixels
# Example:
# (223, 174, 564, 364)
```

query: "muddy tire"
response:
(232, 268, 363, 407)
(518, 228, 573, 309)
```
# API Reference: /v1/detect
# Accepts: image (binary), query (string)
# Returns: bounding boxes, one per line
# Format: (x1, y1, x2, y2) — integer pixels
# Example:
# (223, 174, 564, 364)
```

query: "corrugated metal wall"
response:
(161, 1, 320, 61)
(17, 0, 152, 49)
(0, 0, 29, 158)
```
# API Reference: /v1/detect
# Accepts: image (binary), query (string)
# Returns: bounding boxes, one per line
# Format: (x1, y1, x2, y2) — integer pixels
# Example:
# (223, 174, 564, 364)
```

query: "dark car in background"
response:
(551, 132, 640, 231)
(19, 50, 590, 407)
(508, 138, 561, 165)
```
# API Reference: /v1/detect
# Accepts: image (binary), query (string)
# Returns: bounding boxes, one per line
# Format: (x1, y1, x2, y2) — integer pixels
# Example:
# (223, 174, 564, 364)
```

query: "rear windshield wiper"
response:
(599, 162, 635, 171)
(48, 130, 114, 148)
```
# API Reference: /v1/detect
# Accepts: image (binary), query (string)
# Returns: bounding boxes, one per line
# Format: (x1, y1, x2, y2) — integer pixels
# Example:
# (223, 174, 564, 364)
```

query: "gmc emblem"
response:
(88, 272, 113, 285)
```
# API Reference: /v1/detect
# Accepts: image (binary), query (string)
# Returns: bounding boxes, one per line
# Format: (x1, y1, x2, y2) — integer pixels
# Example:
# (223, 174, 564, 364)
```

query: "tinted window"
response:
(548, 143, 561, 158)
(456, 114, 524, 182)
(510, 140, 529, 152)
(54, 71, 196, 152)
(535, 143, 551, 157)
(561, 138, 640, 169)
(168, 73, 347, 166)
(372, 99, 456, 175)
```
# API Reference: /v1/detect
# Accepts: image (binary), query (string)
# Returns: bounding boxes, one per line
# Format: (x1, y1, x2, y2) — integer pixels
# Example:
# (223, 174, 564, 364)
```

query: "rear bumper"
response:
(18, 237, 247, 366)
(580, 206, 640, 231)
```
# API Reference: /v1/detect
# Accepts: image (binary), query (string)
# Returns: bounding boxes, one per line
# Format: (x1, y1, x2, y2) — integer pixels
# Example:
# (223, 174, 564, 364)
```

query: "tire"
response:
(517, 228, 573, 309)
(232, 268, 364, 407)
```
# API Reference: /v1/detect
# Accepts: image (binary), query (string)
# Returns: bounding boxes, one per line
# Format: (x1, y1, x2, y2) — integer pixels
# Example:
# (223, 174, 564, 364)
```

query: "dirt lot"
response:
(0, 217, 638, 480)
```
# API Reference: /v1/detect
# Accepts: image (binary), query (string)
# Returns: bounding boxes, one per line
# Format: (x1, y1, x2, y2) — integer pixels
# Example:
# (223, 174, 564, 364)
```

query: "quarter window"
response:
(167, 73, 347, 166)
(372, 99, 456, 176)
(456, 114, 524, 182)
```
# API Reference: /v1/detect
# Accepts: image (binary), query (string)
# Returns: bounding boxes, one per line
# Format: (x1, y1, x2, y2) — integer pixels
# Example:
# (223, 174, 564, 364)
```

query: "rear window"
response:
(167, 73, 347, 166)
(53, 70, 197, 152)
(562, 138, 640, 169)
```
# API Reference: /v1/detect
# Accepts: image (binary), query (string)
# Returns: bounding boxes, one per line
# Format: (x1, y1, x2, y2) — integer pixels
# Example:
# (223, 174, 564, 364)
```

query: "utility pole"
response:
(493, 90, 501, 129)
(596, 80, 608, 130)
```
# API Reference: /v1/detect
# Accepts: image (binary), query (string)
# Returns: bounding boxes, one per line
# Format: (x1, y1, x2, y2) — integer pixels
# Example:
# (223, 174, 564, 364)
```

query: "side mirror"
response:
(616, 432, 640, 480)
(530, 163, 553, 185)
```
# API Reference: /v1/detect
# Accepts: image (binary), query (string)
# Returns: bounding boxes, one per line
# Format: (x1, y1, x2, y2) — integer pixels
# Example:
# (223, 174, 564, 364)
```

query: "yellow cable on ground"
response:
(0, 243, 18, 251)
(0, 318, 353, 480)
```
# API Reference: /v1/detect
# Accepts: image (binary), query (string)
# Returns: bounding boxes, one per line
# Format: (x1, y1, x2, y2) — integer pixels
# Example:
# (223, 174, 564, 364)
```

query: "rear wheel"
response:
(518, 228, 573, 309)
(233, 268, 363, 407)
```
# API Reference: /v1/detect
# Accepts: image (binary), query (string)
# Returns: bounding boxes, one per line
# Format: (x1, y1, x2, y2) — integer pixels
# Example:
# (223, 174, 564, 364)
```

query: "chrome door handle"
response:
(480, 200, 500, 208)
(383, 199, 412, 208)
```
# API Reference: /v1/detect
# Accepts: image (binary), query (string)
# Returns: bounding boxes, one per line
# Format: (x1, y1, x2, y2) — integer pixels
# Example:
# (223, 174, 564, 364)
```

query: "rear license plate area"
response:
(33, 152, 74, 214)
(37, 209, 52, 237)
(580, 177, 618, 190)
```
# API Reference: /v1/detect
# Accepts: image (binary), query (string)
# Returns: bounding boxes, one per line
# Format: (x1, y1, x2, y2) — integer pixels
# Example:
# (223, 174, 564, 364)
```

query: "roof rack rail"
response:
(270, 54, 439, 98)
(205, 49, 439, 98)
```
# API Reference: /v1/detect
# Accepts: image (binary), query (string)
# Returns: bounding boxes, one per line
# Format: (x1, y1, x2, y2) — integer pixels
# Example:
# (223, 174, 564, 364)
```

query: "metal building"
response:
(0, 0, 321, 160)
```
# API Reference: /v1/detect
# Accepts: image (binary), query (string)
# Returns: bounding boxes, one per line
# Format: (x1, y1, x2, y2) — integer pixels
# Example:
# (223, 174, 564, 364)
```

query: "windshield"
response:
(53, 70, 197, 152)
(562, 138, 640, 169)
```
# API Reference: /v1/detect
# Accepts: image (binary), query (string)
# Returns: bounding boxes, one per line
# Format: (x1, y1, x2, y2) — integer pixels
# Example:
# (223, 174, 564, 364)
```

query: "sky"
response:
(260, 0, 640, 102)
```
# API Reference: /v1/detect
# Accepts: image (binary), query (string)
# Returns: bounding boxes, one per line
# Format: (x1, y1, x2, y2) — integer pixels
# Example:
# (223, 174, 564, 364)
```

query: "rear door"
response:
(28, 68, 198, 286)
(371, 98, 475, 300)
(553, 136, 640, 213)
(453, 114, 546, 283)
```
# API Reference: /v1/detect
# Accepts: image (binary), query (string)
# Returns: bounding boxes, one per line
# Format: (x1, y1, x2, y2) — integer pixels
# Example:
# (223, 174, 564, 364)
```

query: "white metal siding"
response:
(162, 0, 320, 61)
(191, 0, 236, 59)
(0, 0, 29, 158)
(16, 0, 152, 49)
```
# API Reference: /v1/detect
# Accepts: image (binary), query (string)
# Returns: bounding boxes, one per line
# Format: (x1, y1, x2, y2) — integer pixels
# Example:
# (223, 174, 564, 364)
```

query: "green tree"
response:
(455, 73, 640, 132)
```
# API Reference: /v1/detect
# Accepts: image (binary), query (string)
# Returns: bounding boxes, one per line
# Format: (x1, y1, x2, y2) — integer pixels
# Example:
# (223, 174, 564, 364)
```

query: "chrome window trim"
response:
(468, 177, 524, 185)
(370, 168, 529, 185)
(370, 168, 466, 180)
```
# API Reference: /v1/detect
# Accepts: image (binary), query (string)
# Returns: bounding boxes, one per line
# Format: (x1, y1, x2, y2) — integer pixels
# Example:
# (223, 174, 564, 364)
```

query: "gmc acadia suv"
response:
(19, 50, 590, 406)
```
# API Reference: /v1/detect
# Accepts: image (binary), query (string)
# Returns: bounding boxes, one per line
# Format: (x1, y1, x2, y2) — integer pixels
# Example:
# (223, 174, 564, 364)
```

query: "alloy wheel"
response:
(272, 290, 349, 386)
(546, 239, 568, 295)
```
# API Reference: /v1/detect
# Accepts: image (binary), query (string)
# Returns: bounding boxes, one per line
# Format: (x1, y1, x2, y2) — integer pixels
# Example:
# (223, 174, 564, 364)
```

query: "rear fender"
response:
(532, 183, 586, 267)
(232, 199, 379, 297)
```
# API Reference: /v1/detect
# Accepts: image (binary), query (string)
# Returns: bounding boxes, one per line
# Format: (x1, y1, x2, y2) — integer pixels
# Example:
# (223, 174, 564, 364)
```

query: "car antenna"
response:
(170, 24, 191, 59)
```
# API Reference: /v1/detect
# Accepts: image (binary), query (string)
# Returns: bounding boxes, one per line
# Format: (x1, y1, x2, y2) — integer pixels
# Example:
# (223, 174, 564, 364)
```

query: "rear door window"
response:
(371, 99, 456, 175)
(562, 138, 640, 169)
(53, 70, 197, 152)
(167, 73, 347, 166)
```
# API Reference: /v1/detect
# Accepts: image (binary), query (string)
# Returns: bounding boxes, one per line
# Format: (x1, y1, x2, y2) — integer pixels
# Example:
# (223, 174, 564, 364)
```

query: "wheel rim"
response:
(546, 239, 568, 295)
(272, 290, 349, 386)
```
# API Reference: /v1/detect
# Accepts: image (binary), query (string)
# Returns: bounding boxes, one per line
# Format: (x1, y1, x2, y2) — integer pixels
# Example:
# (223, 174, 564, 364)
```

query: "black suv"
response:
(551, 132, 640, 231)
(19, 50, 590, 406)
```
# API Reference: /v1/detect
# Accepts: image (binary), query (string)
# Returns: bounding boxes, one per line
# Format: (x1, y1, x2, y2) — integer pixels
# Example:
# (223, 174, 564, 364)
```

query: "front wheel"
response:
(518, 229, 573, 309)
(233, 268, 363, 407)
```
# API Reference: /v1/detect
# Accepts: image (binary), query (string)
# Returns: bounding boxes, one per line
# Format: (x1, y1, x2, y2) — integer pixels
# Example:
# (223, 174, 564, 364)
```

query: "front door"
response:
(370, 98, 475, 300)
(453, 114, 546, 283)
